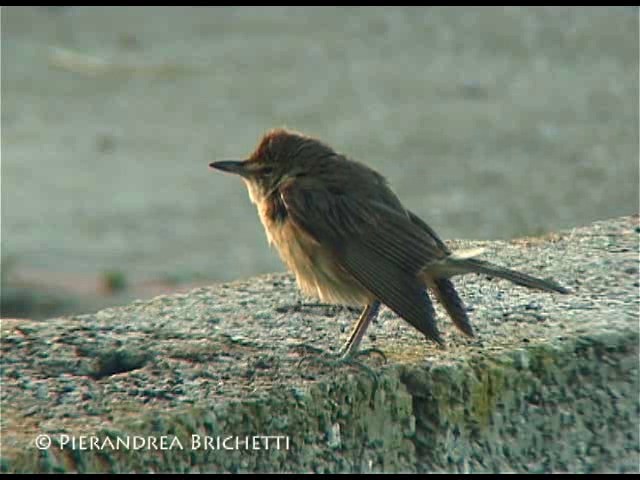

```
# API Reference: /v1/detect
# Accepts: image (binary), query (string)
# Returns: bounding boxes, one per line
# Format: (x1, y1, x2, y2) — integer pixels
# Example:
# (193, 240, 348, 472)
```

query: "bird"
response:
(209, 128, 568, 358)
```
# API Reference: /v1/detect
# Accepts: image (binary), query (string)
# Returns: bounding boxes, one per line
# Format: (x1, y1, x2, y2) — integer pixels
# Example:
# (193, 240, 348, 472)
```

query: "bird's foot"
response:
(350, 347, 387, 365)
(289, 342, 328, 357)
(290, 343, 386, 386)
(276, 303, 358, 315)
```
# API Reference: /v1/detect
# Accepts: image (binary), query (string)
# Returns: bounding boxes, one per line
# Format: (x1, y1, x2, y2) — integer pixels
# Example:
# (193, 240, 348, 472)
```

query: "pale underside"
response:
(247, 179, 371, 306)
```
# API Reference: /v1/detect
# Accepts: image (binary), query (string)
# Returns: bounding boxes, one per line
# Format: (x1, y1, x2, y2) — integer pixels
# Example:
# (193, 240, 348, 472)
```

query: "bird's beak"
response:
(209, 160, 249, 177)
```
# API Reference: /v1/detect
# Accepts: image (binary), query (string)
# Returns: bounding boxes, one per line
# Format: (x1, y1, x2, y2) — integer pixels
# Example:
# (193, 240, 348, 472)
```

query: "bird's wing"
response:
(279, 179, 446, 344)
(407, 210, 451, 254)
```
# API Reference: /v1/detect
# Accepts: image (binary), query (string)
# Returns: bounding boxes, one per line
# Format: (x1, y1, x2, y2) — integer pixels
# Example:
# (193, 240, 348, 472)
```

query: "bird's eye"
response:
(261, 166, 274, 175)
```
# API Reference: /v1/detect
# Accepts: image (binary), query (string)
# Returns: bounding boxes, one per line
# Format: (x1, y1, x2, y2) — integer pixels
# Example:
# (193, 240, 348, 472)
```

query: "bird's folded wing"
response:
(407, 210, 451, 254)
(279, 179, 445, 344)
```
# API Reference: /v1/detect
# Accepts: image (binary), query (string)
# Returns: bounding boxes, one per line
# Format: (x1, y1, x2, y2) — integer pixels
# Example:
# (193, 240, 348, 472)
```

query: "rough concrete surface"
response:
(1, 216, 638, 473)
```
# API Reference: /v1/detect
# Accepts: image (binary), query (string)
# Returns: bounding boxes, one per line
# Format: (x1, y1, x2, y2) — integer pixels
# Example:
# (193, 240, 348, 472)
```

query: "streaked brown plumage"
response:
(210, 128, 568, 357)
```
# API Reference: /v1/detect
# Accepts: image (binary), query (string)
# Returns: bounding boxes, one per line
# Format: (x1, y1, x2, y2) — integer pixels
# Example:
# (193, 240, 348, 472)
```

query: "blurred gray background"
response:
(2, 6, 638, 318)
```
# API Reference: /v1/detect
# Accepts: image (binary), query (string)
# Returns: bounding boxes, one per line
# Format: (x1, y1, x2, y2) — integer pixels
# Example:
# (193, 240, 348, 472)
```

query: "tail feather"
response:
(431, 278, 474, 337)
(460, 258, 569, 294)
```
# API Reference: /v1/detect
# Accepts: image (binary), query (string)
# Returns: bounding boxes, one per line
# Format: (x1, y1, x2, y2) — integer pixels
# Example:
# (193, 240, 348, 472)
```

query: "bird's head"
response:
(209, 128, 336, 203)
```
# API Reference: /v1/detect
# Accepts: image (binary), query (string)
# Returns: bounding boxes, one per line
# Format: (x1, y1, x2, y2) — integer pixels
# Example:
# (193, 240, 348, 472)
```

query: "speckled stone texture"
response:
(1, 216, 638, 473)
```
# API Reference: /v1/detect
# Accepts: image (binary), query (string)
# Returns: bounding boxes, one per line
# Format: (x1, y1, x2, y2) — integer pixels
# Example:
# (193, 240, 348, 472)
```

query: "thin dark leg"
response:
(340, 300, 381, 358)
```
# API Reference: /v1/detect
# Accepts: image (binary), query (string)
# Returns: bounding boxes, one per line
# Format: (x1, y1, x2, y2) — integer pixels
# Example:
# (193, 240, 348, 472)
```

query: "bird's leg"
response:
(292, 300, 385, 383)
(289, 300, 382, 357)
(339, 300, 385, 361)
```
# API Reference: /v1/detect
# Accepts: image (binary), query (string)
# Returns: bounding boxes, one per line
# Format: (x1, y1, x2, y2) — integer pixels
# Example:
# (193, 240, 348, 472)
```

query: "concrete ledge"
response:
(1, 216, 638, 473)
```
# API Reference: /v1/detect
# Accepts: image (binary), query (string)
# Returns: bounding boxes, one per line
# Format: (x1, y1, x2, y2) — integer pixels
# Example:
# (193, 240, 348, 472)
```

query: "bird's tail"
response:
(457, 257, 568, 294)
(430, 277, 475, 337)
(427, 249, 569, 294)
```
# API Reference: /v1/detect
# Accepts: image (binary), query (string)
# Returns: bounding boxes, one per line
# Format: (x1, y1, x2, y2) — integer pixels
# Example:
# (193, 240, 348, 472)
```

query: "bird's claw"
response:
(289, 342, 328, 357)
(290, 344, 386, 390)
(351, 347, 387, 365)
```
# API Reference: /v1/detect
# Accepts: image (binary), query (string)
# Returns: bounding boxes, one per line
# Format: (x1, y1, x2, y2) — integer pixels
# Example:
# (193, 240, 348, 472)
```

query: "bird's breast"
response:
(256, 195, 369, 307)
